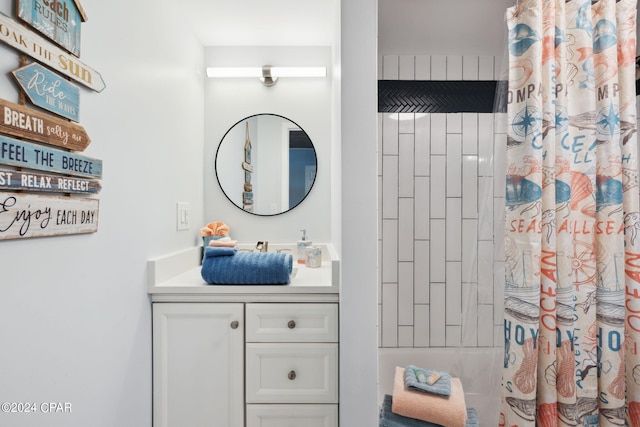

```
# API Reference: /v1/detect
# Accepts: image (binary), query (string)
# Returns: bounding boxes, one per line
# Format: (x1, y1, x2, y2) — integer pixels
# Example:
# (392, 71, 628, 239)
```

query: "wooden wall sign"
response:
(17, 0, 85, 57)
(0, 98, 90, 151)
(0, 169, 100, 194)
(12, 63, 80, 122)
(0, 134, 102, 178)
(0, 192, 98, 239)
(0, 12, 105, 92)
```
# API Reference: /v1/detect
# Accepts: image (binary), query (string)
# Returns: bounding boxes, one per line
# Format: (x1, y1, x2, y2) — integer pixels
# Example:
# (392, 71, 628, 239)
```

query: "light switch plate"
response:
(176, 202, 190, 231)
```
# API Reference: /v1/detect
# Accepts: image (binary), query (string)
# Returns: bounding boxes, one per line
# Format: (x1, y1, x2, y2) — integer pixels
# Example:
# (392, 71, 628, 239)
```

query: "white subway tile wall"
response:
(378, 55, 506, 349)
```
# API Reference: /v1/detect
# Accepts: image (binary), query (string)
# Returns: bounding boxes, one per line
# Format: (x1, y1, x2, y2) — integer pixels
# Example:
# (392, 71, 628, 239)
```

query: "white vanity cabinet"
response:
(148, 245, 340, 427)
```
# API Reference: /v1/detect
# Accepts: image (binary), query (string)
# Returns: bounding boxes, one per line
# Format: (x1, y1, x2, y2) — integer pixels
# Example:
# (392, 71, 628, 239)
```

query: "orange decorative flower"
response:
(200, 221, 229, 237)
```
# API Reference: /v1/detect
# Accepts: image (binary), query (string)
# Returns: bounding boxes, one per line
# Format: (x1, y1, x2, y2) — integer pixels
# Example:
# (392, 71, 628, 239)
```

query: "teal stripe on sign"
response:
(0, 135, 102, 178)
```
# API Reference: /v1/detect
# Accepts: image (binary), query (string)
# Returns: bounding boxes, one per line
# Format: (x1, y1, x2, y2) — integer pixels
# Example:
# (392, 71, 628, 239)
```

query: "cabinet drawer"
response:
(246, 404, 338, 427)
(246, 343, 338, 403)
(246, 303, 338, 342)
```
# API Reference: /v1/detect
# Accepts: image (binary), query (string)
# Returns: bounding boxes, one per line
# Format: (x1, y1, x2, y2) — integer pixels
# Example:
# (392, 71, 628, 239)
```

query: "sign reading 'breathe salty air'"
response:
(0, 98, 90, 151)
(12, 63, 80, 122)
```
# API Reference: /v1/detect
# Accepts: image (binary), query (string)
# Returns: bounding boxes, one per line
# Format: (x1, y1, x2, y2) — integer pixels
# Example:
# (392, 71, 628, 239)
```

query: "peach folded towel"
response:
(392, 367, 467, 427)
(209, 239, 238, 247)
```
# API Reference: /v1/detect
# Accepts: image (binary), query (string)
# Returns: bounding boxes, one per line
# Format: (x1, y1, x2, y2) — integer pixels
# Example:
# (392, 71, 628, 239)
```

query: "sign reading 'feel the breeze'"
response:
(12, 63, 80, 122)
(0, 134, 102, 178)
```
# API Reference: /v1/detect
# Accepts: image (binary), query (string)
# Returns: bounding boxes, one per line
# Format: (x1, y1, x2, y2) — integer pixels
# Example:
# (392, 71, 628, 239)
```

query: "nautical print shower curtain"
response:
(501, 0, 640, 425)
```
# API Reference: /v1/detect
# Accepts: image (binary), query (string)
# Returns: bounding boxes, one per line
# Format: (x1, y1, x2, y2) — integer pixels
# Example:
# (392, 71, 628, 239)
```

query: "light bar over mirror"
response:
(206, 65, 327, 86)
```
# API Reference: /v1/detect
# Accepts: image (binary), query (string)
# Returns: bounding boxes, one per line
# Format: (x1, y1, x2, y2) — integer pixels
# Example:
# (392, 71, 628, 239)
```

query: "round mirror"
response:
(215, 114, 318, 216)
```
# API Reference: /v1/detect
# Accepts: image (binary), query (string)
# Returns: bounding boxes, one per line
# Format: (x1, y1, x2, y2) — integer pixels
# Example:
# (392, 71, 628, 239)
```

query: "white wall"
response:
(340, 0, 379, 425)
(0, 0, 204, 425)
(203, 46, 333, 243)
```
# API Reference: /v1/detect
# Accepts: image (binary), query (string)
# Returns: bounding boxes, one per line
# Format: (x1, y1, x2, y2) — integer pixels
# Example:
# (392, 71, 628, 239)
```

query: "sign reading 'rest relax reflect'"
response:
(0, 12, 104, 92)
(0, 134, 102, 179)
(12, 63, 80, 122)
(0, 169, 101, 194)
(0, 192, 98, 240)
(17, 0, 85, 56)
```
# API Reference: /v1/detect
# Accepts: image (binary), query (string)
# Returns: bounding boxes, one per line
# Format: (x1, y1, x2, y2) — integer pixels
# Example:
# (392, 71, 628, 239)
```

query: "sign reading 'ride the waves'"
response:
(0, 192, 98, 240)
(12, 63, 80, 121)
(0, 12, 105, 92)
(17, 0, 86, 56)
(0, 134, 102, 178)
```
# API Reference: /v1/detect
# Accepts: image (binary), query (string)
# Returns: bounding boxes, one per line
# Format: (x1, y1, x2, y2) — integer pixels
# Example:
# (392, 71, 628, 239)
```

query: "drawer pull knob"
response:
(288, 370, 297, 380)
(287, 320, 296, 329)
(230, 320, 239, 329)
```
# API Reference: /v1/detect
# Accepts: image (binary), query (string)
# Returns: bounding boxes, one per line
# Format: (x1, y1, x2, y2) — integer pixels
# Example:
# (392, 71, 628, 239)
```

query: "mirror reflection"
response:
(215, 114, 317, 216)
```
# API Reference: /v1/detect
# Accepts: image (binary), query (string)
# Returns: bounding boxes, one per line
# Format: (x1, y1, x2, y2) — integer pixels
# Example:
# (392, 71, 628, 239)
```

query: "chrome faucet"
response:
(255, 241, 268, 252)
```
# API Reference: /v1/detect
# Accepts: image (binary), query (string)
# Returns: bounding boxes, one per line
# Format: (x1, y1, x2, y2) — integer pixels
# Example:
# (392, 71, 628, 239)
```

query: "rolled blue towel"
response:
(404, 365, 451, 397)
(380, 395, 478, 427)
(201, 247, 293, 285)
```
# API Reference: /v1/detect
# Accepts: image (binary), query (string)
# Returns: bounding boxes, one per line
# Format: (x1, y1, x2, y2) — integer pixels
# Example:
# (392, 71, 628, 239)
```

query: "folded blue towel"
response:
(404, 365, 451, 397)
(380, 395, 478, 427)
(206, 246, 238, 257)
(201, 247, 293, 285)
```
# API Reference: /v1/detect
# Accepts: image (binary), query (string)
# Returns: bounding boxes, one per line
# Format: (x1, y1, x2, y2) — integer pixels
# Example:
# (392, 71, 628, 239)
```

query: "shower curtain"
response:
(501, 0, 639, 425)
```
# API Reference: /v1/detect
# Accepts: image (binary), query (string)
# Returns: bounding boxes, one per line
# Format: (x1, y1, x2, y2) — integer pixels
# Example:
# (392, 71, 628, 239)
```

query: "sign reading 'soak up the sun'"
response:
(0, 98, 90, 151)
(0, 192, 98, 240)
(0, 169, 100, 194)
(12, 63, 80, 121)
(17, 0, 86, 57)
(0, 134, 102, 178)
(0, 12, 105, 92)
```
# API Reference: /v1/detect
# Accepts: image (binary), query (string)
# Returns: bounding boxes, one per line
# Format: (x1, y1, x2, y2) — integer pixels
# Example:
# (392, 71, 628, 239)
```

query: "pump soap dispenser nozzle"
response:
(296, 229, 312, 265)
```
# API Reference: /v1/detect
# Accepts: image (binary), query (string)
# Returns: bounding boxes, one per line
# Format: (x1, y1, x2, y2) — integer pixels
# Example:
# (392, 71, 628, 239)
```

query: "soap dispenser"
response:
(296, 229, 312, 264)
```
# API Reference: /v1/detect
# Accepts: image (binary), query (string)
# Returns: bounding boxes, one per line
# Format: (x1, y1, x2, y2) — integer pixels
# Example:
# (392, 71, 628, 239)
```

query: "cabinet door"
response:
(153, 303, 244, 427)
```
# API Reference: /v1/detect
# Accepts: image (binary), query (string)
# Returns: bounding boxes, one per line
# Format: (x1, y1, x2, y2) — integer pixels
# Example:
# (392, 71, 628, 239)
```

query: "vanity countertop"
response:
(148, 243, 339, 302)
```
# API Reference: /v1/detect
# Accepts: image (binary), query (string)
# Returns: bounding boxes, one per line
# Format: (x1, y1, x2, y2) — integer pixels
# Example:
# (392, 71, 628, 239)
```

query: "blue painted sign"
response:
(13, 63, 80, 122)
(0, 134, 102, 178)
(0, 169, 101, 194)
(0, 13, 105, 92)
(17, 0, 84, 56)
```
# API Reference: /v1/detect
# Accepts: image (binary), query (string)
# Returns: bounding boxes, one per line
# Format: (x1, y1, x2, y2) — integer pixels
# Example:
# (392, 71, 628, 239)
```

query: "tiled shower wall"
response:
(378, 55, 507, 349)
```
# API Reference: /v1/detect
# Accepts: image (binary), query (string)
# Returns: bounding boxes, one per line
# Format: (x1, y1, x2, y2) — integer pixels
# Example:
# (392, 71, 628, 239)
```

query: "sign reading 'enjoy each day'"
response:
(0, 134, 102, 178)
(12, 63, 80, 122)
(0, 12, 105, 92)
(17, 0, 85, 56)
(0, 192, 98, 240)
(0, 98, 90, 151)
(0, 169, 101, 194)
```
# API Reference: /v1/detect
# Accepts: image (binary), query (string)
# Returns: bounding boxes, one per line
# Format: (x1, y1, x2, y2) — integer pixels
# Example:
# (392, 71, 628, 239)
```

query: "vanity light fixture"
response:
(206, 65, 327, 87)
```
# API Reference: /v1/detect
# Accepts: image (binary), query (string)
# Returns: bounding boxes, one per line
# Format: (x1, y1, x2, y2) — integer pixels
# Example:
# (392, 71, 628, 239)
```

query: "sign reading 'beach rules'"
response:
(17, 0, 85, 56)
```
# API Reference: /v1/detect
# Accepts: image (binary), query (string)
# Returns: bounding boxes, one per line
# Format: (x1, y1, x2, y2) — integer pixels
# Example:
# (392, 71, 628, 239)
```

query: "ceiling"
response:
(177, 0, 638, 58)
(176, 0, 339, 47)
